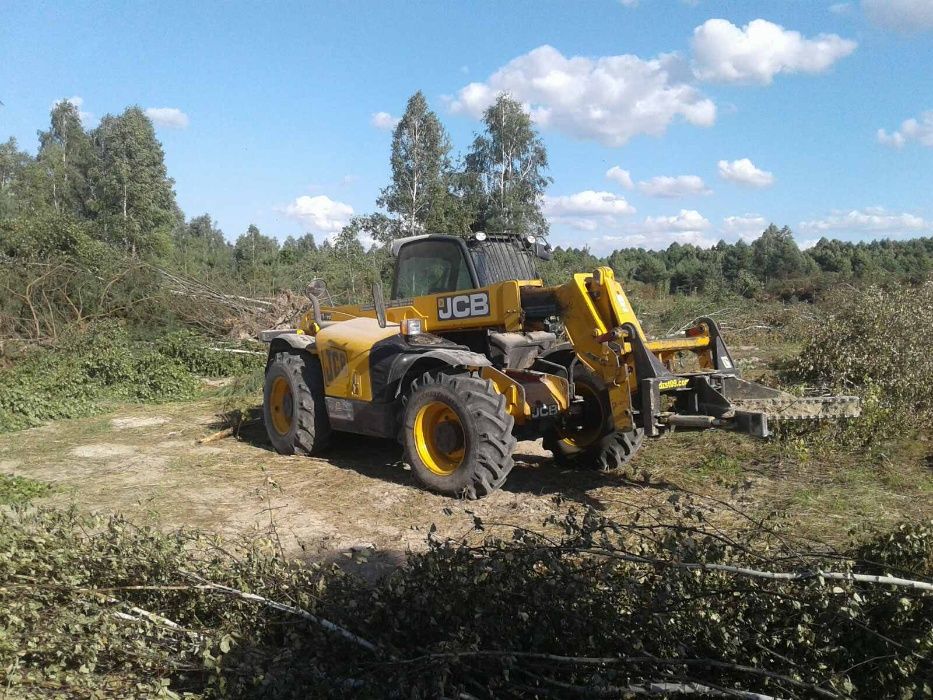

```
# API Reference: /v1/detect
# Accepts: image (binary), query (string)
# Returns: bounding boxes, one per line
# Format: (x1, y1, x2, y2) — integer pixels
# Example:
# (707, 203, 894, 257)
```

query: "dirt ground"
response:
(2, 385, 931, 578)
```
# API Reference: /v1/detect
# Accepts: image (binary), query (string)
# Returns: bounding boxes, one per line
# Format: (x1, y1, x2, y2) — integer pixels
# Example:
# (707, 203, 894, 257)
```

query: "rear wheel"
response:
(544, 368, 644, 472)
(263, 351, 331, 455)
(402, 371, 516, 499)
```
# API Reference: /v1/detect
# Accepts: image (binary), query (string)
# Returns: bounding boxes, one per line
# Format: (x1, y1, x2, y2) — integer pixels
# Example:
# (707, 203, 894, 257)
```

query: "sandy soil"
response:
(0, 400, 671, 575)
(2, 387, 930, 578)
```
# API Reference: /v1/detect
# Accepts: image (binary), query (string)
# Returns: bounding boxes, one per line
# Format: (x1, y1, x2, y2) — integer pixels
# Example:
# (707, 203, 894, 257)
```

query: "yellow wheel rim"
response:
(269, 376, 294, 436)
(562, 383, 605, 448)
(413, 400, 465, 476)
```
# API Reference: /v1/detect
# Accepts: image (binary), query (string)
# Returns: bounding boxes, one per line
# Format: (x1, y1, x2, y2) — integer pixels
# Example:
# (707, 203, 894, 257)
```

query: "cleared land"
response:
(3, 344, 931, 578)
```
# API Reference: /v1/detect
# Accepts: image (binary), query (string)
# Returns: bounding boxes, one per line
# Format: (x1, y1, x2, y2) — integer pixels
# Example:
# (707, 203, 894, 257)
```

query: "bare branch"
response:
(178, 569, 378, 653)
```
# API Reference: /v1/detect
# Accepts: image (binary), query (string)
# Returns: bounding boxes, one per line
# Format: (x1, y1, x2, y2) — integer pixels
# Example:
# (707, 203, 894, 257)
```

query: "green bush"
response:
(0, 353, 102, 431)
(788, 281, 933, 444)
(156, 329, 263, 377)
(128, 352, 200, 402)
(0, 506, 929, 699)
(0, 325, 260, 432)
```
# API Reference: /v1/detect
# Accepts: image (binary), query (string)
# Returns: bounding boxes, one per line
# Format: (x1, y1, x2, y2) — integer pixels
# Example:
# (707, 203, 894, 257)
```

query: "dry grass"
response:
(2, 387, 930, 578)
(1, 330, 931, 571)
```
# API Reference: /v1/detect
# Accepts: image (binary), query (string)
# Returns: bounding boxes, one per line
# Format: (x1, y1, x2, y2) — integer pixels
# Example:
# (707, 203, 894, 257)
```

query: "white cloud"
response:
(605, 166, 634, 189)
(863, 0, 933, 33)
(877, 111, 933, 148)
(722, 214, 769, 240)
(877, 128, 907, 148)
(829, 3, 852, 15)
(800, 207, 928, 234)
(692, 18, 856, 84)
(637, 174, 710, 198)
(717, 158, 775, 188)
(543, 191, 636, 217)
(448, 44, 716, 147)
(283, 195, 354, 233)
(51, 96, 94, 124)
(643, 209, 712, 234)
(371, 111, 399, 131)
(144, 107, 189, 129)
(596, 209, 716, 250)
(542, 190, 636, 231)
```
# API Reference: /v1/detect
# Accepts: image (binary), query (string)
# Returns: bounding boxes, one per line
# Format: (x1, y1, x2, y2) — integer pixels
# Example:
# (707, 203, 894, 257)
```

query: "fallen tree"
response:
(1, 501, 929, 699)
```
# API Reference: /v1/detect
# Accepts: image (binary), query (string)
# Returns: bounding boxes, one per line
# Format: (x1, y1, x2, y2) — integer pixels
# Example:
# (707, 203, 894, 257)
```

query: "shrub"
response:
(0, 506, 929, 699)
(788, 281, 933, 442)
(156, 329, 263, 377)
(0, 324, 260, 432)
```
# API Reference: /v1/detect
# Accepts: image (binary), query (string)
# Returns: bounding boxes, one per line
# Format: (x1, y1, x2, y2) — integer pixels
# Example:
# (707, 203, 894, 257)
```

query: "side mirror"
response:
(372, 282, 387, 329)
(534, 241, 552, 261)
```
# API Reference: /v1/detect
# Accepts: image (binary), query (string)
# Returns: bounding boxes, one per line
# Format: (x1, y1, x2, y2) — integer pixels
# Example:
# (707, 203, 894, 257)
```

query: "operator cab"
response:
(390, 233, 551, 300)
(390, 233, 558, 373)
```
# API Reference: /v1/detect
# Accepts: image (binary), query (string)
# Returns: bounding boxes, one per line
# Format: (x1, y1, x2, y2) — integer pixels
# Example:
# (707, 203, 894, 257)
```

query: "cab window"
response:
(392, 240, 475, 299)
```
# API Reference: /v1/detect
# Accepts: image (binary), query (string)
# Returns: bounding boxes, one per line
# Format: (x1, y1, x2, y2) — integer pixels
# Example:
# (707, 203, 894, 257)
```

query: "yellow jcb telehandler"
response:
(260, 233, 859, 498)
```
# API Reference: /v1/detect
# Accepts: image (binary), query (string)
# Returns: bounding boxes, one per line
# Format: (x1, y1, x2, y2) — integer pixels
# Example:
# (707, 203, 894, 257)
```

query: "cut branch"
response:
(178, 569, 378, 653)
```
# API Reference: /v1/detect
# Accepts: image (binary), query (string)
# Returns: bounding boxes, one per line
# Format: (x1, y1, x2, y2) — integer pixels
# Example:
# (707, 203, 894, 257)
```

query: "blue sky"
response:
(1, 0, 931, 252)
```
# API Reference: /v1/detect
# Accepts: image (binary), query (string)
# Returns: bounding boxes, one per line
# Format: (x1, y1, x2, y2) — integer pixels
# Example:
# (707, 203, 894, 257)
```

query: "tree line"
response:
(2, 93, 932, 323)
(545, 227, 933, 298)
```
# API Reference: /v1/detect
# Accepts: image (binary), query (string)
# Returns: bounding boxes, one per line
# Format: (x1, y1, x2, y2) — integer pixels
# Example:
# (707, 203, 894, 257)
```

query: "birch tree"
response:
(90, 107, 176, 256)
(378, 92, 455, 236)
(463, 93, 551, 237)
(36, 101, 96, 217)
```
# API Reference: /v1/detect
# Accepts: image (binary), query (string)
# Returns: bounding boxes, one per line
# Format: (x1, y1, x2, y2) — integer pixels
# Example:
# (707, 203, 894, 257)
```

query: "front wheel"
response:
(402, 371, 516, 499)
(544, 368, 644, 472)
(263, 351, 331, 456)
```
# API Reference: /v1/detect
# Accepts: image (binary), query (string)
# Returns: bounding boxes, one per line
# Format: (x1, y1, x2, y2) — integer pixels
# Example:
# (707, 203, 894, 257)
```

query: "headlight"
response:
(401, 318, 423, 336)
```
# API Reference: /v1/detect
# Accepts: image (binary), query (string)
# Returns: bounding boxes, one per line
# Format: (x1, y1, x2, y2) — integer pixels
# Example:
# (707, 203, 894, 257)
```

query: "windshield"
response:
(394, 239, 474, 298)
(469, 239, 539, 286)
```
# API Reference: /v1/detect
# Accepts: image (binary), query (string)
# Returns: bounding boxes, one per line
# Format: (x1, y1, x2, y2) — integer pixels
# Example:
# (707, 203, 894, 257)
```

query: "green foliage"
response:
(35, 100, 98, 219)
(0, 137, 31, 219)
(156, 330, 263, 377)
(788, 282, 933, 443)
(0, 326, 260, 432)
(0, 506, 929, 698)
(463, 94, 551, 236)
(751, 224, 817, 282)
(91, 106, 178, 256)
(0, 474, 50, 506)
(0, 348, 103, 431)
(550, 233, 933, 300)
(378, 91, 462, 236)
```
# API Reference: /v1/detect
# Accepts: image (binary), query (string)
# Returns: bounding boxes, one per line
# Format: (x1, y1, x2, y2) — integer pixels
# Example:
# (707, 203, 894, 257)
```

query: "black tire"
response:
(263, 351, 331, 456)
(402, 371, 516, 499)
(544, 368, 644, 472)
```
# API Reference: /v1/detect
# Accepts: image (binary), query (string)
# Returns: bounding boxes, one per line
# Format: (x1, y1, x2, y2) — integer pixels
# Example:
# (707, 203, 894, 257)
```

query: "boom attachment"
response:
(555, 266, 860, 440)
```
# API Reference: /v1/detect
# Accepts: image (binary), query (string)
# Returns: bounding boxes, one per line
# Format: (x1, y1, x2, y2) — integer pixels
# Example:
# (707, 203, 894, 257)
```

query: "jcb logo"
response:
(532, 403, 559, 418)
(321, 347, 348, 385)
(437, 292, 490, 320)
